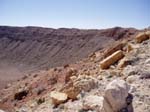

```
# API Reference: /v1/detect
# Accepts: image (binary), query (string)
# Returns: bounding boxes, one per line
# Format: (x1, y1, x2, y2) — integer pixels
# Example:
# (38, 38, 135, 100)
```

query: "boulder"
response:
(135, 32, 149, 43)
(103, 42, 125, 58)
(103, 79, 130, 112)
(100, 50, 124, 69)
(50, 91, 68, 106)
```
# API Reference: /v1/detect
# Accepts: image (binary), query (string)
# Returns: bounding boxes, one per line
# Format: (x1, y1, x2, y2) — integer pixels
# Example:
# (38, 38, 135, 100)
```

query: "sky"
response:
(0, 0, 150, 29)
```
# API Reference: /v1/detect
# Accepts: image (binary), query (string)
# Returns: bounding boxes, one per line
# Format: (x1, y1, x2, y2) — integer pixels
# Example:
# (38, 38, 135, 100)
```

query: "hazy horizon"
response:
(0, 0, 150, 29)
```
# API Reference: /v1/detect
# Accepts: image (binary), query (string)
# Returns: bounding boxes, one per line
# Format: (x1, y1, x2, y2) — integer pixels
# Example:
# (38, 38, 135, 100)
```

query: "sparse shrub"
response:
(37, 98, 45, 105)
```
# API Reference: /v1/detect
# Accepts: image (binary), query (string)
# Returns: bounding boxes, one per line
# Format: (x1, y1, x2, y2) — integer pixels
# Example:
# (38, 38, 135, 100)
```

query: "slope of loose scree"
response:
(0, 26, 137, 89)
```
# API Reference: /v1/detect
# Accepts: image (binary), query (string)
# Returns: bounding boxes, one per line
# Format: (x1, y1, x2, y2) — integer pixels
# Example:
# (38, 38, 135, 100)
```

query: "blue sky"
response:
(0, 0, 149, 29)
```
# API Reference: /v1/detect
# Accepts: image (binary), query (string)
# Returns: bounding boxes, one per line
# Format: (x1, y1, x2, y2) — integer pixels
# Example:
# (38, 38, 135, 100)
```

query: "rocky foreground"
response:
(0, 30, 150, 112)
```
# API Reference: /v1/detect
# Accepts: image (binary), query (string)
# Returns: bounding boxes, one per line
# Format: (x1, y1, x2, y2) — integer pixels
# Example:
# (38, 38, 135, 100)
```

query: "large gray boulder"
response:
(103, 79, 131, 112)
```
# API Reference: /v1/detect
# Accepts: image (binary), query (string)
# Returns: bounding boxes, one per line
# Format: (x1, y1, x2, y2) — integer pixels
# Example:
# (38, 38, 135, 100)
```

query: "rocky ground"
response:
(0, 30, 150, 112)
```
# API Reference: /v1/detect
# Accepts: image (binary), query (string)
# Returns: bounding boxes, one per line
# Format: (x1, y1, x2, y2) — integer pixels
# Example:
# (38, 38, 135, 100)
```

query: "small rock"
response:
(50, 91, 68, 106)
(70, 76, 77, 81)
(129, 86, 136, 93)
(22, 75, 28, 80)
(47, 76, 57, 85)
(33, 74, 38, 78)
(32, 86, 46, 95)
(4, 83, 11, 89)
(64, 64, 69, 68)
(126, 75, 136, 83)
(17, 106, 31, 112)
(37, 86, 45, 95)
(97, 75, 103, 80)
